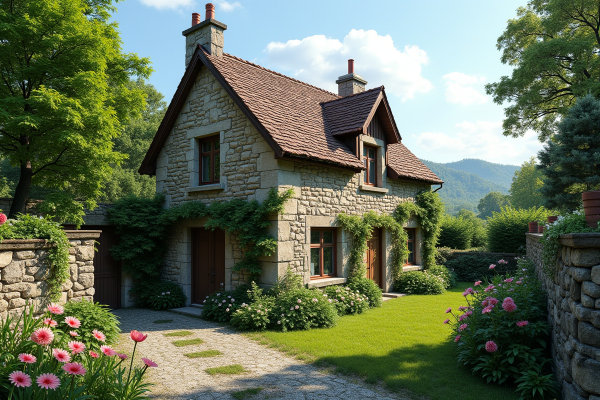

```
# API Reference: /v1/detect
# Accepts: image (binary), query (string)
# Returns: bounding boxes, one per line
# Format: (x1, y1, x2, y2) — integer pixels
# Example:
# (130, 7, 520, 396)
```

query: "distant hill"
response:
(421, 159, 518, 214)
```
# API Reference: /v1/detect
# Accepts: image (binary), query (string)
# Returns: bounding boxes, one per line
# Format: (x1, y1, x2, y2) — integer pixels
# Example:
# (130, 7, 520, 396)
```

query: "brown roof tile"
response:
(387, 143, 443, 184)
(321, 87, 382, 136)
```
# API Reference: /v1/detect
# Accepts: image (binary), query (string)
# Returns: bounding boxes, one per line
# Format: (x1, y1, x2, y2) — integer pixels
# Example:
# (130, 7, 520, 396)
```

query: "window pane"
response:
(407, 242, 414, 264)
(311, 231, 321, 244)
(323, 247, 333, 275)
(202, 155, 211, 182)
(369, 160, 376, 184)
(214, 140, 220, 150)
(310, 248, 320, 275)
(369, 148, 375, 159)
(202, 141, 212, 153)
(407, 230, 414, 240)
(214, 154, 220, 181)
(363, 146, 367, 157)
(323, 231, 333, 244)
(364, 169, 368, 183)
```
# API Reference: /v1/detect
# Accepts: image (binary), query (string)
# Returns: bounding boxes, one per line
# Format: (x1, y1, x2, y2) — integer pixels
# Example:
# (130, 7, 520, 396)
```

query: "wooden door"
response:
(86, 226, 121, 309)
(191, 227, 225, 304)
(366, 228, 382, 289)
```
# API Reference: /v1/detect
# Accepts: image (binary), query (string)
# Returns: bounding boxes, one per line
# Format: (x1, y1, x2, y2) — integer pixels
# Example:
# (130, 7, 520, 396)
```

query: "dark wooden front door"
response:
(366, 228, 382, 289)
(85, 226, 121, 309)
(192, 227, 225, 304)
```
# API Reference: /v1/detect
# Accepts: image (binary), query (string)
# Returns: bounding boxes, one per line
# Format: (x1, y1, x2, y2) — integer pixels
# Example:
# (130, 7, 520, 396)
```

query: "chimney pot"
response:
(205, 3, 215, 19)
(192, 13, 201, 26)
(348, 59, 354, 74)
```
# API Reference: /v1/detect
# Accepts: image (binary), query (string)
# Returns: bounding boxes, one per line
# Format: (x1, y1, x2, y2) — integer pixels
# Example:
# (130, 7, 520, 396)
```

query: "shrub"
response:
(470, 219, 488, 248)
(322, 285, 370, 316)
(347, 277, 382, 308)
(438, 215, 473, 249)
(394, 271, 445, 295)
(142, 281, 187, 310)
(428, 265, 457, 289)
(486, 206, 550, 253)
(268, 267, 304, 297)
(230, 283, 274, 331)
(444, 254, 518, 282)
(435, 247, 454, 265)
(55, 299, 121, 345)
(201, 285, 251, 323)
(446, 258, 557, 399)
(272, 288, 338, 332)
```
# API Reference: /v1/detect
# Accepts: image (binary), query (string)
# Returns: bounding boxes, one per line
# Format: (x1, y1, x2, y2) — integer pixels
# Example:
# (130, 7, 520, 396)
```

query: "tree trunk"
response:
(8, 160, 32, 219)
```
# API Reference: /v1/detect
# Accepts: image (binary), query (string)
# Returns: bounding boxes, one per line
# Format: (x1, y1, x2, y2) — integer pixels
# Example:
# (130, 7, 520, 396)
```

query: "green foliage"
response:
(202, 285, 251, 323)
(429, 265, 457, 289)
(0, 214, 69, 301)
(439, 214, 474, 250)
(485, 0, 600, 141)
(144, 281, 187, 310)
(538, 94, 600, 211)
(415, 190, 445, 268)
(487, 206, 550, 253)
(394, 271, 446, 295)
(230, 296, 274, 331)
(58, 299, 121, 345)
(0, 0, 151, 219)
(347, 276, 383, 308)
(478, 192, 511, 219)
(457, 210, 488, 248)
(322, 285, 370, 316)
(272, 288, 338, 332)
(268, 266, 304, 297)
(509, 157, 545, 210)
(444, 255, 519, 282)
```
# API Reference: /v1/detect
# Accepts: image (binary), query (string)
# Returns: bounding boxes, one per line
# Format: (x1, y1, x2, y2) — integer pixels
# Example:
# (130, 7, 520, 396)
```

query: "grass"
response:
(153, 319, 173, 324)
(184, 350, 222, 358)
(205, 364, 247, 375)
(172, 338, 204, 347)
(163, 331, 193, 337)
(246, 283, 520, 400)
(231, 388, 263, 399)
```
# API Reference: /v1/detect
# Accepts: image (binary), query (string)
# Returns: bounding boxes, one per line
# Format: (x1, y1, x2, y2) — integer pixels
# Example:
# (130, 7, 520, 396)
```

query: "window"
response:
(310, 229, 336, 278)
(405, 228, 415, 265)
(362, 145, 377, 186)
(199, 136, 220, 184)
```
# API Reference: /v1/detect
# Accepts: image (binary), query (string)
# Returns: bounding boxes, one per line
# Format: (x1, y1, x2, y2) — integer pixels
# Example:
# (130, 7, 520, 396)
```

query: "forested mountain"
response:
(442, 159, 520, 188)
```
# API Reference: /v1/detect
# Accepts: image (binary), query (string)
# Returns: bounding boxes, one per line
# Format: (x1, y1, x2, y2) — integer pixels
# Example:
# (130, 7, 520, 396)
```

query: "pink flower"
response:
(36, 373, 60, 390)
(485, 340, 498, 352)
(47, 303, 64, 315)
(89, 351, 99, 358)
(68, 341, 85, 354)
(454, 335, 461, 342)
(443, 319, 450, 324)
(100, 345, 116, 356)
(69, 331, 78, 337)
(142, 358, 158, 368)
(516, 321, 529, 327)
(462, 288, 475, 297)
(43, 318, 58, 327)
(18, 353, 36, 364)
(484, 285, 495, 293)
(31, 328, 54, 346)
(92, 330, 106, 342)
(516, 280, 522, 285)
(459, 324, 468, 331)
(130, 330, 147, 343)
(294, 305, 299, 310)
(486, 297, 499, 306)
(504, 278, 514, 283)
(9, 371, 31, 388)
(502, 297, 517, 312)
(445, 307, 452, 313)
(482, 306, 494, 314)
(489, 264, 496, 270)
(297, 299, 302, 303)
(117, 353, 128, 360)
(64, 316, 81, 329)
(52, 348, 71, 363)
(498, 259, 508, 264)
(0, 213, 6, 225)
(459, 314, 469, 321)
(63, 362, 86, 376)
(474, 281, 482, 286)
(458, 306, 467, 311)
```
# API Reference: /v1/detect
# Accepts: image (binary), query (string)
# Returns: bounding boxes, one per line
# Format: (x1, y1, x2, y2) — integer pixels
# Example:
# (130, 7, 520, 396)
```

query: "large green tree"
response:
(486, 0, 600, 141)
(538, 94, 600, 210)
(477, 192, 511, 219)
(0, 0, 151, 221)
(509, 157, 545, 209)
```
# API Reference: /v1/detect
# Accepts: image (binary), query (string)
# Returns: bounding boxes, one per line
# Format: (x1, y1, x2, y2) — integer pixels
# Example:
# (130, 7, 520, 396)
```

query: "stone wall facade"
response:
(526, 233, 600, 400)
(0, 231, 100, 318)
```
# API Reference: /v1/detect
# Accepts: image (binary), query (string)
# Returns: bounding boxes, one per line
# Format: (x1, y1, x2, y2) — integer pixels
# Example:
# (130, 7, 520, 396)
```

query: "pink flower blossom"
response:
(504, 278, 514, 283)
(89, 351, 99, 358)
(482, 306, 494, 314)
(100, 345, 116, 356)
(64, 316, 81, 329)
(9, 371, 31, 388)
(52, 348, 71, 363)
(458, 306, 467, 311)
(459, 324, 468, 331)
(117, 353, 128, 360)
(0, 213, 6, 226)
(516, 321, 529, 327)
(130, 330, 147, 343)
(69, 331, 78, 337)
(484, 285, 495, 293)
(489, 264, 496, 270)
(516, 280, 522, 285)
(498, 259, 508, 264)
(68, 341, 85, 354)
(31, 328, 54, 346)
(63, 362, 86, 376)
(485, 341, 498, 352)
(297, 299, 302, 303)
(92, 330, 106, 342)
(459, 314, 469, 321)
(36, 373, 60, 390)
(462, 288, 475, 297)
(474, 281, 482, 286)
(445, 308, 452, 313)
(502, 297, 517, 312)
(142, 358, 158, 368)
(294, 305, 299, 310)
(454, 335, 461, 342)
(43, 318, 58, 327)
(18, 353, 36, 364)
(47, 303, 64, 315)
(443, 319, 450, 324)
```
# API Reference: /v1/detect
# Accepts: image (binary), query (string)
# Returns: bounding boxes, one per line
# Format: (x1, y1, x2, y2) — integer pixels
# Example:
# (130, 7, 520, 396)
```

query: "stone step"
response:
(170, 306, 203, 317)
(190, 303, 204, 309)
(382, 292, 405, 299)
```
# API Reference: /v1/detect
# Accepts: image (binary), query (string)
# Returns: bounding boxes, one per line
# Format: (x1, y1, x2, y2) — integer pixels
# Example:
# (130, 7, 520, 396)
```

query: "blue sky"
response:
(113, 0, 542, 166)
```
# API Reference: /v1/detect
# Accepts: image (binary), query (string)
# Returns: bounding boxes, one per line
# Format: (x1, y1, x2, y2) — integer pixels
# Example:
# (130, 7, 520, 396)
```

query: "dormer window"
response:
(363, 145, 377, 186)
(200, 136, 220, 184)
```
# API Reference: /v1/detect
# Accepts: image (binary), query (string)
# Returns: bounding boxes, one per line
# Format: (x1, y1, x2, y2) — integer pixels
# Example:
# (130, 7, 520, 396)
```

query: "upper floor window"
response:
(363, 145, 377, 186)
(200, 136, 220, 184)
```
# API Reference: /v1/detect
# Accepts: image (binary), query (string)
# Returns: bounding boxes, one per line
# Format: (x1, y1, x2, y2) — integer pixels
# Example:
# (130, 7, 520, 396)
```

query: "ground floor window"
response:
(310, 228, 336, 278)
(405, 228, 415, 265)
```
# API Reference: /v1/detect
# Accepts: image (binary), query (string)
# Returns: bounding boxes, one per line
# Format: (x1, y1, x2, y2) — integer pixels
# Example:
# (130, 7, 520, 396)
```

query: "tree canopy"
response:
(486, 0, 600, 141)
(477, 192, 511, 219)
(538, 94, 600, 211)
(0, 0, 151, 222)
(509, 157, 545, 209)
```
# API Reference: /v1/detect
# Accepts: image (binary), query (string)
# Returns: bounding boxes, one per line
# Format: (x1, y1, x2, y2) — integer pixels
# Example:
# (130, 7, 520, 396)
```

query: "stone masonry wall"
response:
(526, 233, 600, 400)
(0, 231, 100, 318)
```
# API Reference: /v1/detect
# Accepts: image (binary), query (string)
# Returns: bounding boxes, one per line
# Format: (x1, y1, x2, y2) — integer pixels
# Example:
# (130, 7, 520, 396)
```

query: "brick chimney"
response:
(336, 59, 367, 97)
(182, 3, 227, 66)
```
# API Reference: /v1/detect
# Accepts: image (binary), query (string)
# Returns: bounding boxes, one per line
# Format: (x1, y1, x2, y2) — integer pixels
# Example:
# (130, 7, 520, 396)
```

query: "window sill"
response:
(359, 184, 389, 194)
(402, 265, 422, 272)
(186, 183, 224, 193)
(307, 277, 347, 289)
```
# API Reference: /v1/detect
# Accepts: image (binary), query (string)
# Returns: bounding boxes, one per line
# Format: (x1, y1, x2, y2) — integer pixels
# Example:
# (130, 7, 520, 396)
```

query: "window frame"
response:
(362, 145, 377, 186)
(309, 228, 337, 279)
(404, 228, 416, 265)
(199, 135, 220, 185)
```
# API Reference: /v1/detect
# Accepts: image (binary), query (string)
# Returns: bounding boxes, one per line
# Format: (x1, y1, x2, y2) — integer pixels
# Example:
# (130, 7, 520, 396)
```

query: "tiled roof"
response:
(322, 87, 383, 136)
(387, 143, 444, 184)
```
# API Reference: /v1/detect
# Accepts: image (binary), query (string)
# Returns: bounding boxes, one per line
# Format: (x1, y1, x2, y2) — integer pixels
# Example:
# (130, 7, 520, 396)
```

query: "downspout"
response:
(433, 183, 443, 193)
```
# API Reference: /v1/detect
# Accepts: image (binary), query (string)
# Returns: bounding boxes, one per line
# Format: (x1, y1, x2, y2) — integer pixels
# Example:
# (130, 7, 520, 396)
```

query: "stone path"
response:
(113, 308, 415, 400)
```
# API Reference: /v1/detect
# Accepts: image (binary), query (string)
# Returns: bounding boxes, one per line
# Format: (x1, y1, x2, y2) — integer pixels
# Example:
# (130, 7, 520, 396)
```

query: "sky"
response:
(112, 0, 543, 167)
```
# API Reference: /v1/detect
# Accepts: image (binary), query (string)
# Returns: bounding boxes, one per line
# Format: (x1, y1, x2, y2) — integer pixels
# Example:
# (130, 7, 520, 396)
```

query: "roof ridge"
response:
(320, 86, 383, 105)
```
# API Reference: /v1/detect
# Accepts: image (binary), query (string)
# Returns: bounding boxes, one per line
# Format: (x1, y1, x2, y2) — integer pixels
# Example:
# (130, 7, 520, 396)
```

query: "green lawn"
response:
(247, 283, 519, 400)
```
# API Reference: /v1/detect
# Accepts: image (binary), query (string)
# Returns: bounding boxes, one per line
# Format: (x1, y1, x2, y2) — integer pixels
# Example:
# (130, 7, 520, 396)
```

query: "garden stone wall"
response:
(526, 233, 600, 400)
(0, 231, 100, 318)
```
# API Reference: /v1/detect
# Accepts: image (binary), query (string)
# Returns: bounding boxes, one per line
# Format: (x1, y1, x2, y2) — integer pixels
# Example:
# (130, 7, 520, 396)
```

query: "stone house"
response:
(139, 4, 443, 305)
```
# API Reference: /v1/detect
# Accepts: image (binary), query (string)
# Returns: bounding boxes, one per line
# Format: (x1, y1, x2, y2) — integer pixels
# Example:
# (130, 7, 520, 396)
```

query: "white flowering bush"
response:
(201, 285, 251, 323)
(322, 285, 369, 316)
(271, 288, 338, 332)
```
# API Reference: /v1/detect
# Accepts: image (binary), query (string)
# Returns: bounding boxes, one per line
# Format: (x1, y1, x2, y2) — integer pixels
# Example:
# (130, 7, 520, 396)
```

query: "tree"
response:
(509, 157, 545, 209)
(486, 0, 600, 141)
(477, 192, 511, 219)
(538, 94, 600, 211)
(0, 0, 151, 221)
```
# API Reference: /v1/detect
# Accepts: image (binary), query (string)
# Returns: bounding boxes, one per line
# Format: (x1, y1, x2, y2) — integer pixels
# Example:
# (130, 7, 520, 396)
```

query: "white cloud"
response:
(442, 72, 488, 105)
(215, 0, 242, 12)
(138, 0, 194, 10)
(264, 29, 433, 101)
(414, 121, 543, 165)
